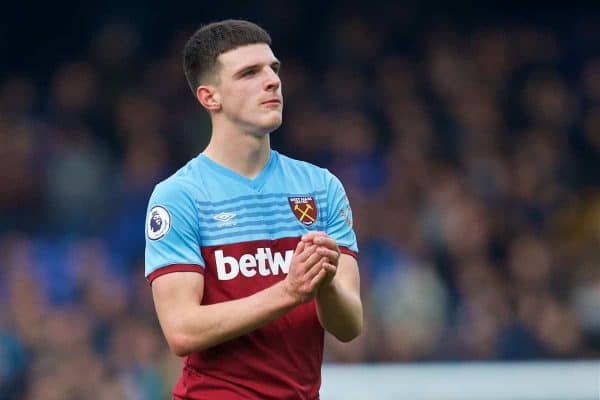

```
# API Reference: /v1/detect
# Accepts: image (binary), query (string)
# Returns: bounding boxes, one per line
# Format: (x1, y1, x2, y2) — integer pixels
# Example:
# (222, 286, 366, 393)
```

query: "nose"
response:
(264, 68, 280, 92)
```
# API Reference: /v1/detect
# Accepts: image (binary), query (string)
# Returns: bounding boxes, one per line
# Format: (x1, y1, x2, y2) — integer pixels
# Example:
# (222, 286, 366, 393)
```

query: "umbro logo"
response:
(214, 212, 236, 227)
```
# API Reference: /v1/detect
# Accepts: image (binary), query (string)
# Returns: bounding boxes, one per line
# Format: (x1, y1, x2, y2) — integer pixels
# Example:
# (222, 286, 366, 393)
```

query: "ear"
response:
(196, 85, 222, 111)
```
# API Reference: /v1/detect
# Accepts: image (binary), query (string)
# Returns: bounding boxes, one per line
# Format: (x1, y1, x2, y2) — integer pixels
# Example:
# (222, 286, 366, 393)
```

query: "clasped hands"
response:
(284, 231, 341, 304)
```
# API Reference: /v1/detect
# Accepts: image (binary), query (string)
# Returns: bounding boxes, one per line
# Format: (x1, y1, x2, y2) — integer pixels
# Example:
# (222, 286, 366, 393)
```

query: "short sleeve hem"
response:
(339, 246, 358, 260)
(147, 264, 205, 285)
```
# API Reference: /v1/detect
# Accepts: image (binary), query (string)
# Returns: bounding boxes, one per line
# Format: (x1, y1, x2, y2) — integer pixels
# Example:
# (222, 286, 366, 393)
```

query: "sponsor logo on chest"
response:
(215, 248, 293, 280)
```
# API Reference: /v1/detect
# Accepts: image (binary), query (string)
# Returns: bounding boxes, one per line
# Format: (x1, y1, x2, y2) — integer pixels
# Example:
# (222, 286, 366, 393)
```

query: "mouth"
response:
(261, 99, 281, 105)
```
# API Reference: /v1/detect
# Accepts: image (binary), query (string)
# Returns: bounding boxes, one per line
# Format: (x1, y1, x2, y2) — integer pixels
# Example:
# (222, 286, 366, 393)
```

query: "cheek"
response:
(226, 98, 250, 118)
(223, 87, 252, 111)
(220, 93, 240, 114)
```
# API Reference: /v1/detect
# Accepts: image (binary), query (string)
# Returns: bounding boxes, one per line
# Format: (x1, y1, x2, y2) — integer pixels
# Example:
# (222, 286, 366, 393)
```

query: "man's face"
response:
(214, 44, 283, 135)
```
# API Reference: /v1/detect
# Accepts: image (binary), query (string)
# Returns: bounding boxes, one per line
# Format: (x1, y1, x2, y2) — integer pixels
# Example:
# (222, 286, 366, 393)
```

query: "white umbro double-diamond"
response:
(214, 212, 236, 226)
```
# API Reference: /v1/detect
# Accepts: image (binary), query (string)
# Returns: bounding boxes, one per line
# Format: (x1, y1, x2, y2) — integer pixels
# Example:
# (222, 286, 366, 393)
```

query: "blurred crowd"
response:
(1, 3, 599, 399)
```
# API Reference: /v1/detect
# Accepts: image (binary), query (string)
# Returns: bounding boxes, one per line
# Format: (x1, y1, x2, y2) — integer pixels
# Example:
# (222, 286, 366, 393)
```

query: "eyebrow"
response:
(233, 60, 281, 78)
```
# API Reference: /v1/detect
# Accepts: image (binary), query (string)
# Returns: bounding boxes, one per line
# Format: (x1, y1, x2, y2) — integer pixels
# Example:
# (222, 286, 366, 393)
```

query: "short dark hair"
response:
(182, 19, 272, 93)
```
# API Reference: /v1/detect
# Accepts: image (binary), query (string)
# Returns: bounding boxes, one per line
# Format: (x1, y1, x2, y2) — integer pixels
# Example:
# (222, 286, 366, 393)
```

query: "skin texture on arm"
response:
(315, 254, 362, 342)
(151, 241, 329, 356)
(305, 233, 363, 342)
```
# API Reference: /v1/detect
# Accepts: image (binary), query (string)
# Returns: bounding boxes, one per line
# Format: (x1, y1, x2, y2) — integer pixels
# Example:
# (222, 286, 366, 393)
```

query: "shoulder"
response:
(274, 150, 337, 183)
(149, 156, 208, 206)
(274, 151, 346, 196)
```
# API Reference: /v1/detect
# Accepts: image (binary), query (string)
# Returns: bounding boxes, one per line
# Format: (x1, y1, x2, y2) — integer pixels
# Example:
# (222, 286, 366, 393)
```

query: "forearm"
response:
(315, 279, 363, 342)
(164, 281, 298, 355)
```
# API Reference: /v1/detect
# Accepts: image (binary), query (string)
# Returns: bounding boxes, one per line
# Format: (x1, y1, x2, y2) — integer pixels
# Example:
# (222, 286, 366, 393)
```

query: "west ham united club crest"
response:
(288, 196, 318, 226)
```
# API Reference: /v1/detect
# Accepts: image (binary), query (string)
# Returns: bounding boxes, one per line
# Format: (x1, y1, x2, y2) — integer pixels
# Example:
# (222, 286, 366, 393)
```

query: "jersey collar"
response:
(198, 150, 278, 191)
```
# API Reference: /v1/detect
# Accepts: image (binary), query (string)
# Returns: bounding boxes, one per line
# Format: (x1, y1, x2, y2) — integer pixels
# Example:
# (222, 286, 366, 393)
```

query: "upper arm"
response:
(145, 180, 206, 282)
(151, 271, 205, 352)
(325, 172, 361, 299)
(325, 172, 358, 256)
(336, 254, 360, 296)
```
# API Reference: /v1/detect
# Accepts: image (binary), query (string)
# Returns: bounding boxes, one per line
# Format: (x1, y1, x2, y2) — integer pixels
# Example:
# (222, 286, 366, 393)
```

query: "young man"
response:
(145, 19, 362, 400)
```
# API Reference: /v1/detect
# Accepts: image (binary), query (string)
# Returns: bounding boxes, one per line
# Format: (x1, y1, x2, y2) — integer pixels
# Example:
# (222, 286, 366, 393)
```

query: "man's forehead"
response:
(218, 43, 278, 71)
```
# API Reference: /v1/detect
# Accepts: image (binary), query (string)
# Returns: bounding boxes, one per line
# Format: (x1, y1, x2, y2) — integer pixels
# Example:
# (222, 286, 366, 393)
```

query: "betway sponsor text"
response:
(215, 248, 294, 280)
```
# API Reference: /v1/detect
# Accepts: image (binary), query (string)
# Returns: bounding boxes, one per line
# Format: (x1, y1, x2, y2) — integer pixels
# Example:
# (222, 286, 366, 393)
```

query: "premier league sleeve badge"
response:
(147, 205, 172, 240)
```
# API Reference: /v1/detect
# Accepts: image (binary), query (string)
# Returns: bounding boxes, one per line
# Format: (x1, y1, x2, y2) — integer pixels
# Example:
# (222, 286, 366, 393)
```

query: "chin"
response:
(261, 115, 283, 132)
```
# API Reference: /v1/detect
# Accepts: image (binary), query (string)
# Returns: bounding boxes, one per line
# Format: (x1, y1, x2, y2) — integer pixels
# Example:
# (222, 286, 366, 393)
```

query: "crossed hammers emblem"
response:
(294, 203, 315, 223)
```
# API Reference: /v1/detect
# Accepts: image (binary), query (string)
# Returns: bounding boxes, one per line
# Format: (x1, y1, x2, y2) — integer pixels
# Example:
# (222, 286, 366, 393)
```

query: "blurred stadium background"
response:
(1, 1, 599, 399)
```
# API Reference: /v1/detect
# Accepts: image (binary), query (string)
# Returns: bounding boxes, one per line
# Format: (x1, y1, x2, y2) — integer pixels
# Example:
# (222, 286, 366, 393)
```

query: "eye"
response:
(271, 64, 281, 75)
(242, 69, 258, 77)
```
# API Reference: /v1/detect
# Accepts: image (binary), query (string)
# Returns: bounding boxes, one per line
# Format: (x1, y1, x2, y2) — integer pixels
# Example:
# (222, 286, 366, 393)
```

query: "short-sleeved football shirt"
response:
(145, 149, 358, 400)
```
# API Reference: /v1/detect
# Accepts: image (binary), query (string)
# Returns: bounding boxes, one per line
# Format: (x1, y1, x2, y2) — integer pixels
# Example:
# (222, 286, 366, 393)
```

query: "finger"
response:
(321, 262, 337, 274)
(294, 240, 305, 255)
(305, 257, 329, 280)
(317, 247, 340, 263)
(296, 244, 317, 262)
(302, 252, 324, 272)
(293, 241, 307, 262)
(301, 231, 326, 242)
(313, 235, 338, 250)
(309, 268, 328, 289)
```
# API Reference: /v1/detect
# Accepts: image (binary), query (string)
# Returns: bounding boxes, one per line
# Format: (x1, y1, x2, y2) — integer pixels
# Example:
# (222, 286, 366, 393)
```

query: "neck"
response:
(202, 120, 272, 179)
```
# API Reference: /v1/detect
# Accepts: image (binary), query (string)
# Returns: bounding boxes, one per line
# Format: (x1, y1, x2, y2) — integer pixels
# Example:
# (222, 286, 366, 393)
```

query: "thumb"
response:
(295, 240, 305, 254)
